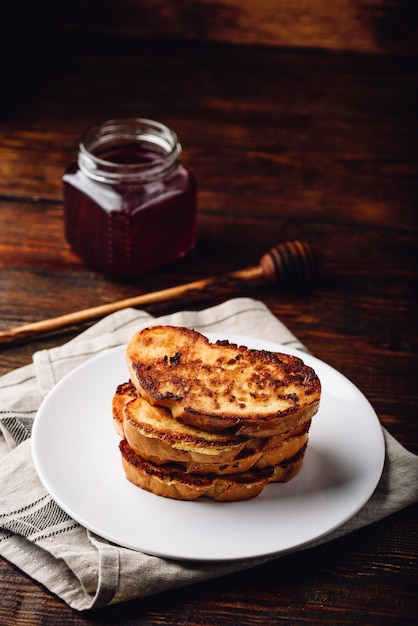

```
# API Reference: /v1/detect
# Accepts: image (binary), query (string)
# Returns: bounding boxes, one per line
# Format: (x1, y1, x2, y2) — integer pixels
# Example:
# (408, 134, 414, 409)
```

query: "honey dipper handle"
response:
(0, 240, 319, 346)
(0, 271, 259, 346)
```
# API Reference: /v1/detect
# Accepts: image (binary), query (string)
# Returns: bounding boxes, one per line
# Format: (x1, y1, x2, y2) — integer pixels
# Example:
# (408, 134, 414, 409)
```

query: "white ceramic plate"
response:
(32, 333, 385, 562)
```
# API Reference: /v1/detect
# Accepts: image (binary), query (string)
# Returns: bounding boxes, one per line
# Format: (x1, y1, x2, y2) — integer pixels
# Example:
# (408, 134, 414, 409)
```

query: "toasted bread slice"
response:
(113, 382, 310, 474)
(124, 398, 307, 474)
(124, 396, 249, 463)
(269, 443, 307, 482)
(254, 432, 309, 469)
(119, 439, 275, 501)
(126, 325, 321, 436)
(119, 439, 305, 501)
(180, 448, 264, 475)
(176, 435, 308, 477)
(244, 419, 311, 452)
(114, 382, 249, 465)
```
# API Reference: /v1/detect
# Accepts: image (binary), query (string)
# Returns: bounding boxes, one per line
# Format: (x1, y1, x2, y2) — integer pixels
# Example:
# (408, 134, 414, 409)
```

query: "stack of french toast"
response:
(112, 325, 321, 501)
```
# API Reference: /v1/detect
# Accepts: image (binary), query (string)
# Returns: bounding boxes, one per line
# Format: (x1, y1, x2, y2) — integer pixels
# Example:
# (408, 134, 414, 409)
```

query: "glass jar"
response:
(62, 118, 197, 276)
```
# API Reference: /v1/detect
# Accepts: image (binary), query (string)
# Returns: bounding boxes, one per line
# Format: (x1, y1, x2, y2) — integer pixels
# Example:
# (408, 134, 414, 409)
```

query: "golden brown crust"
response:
(126, 325, 321, 436)
(269, 442, 308, 482)
(180, 448, 264, 475)
(113, 383, 311, 474)
(246, 419, 311, 452)
(254, 433, 309, 469)
(119, 439, 304, 501)
(113, 382, 249, 464)
(112, 381, 135, 438)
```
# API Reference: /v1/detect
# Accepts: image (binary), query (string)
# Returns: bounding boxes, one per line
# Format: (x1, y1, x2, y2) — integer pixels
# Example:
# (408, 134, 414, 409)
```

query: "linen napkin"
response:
(0, 297, 417, 611)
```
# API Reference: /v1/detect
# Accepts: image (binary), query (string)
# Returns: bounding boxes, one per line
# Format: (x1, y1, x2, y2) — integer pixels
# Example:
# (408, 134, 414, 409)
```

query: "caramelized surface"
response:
(127, 325, 321, 435)
(119, 439, 304, 501)
(113, 382, 311, 476)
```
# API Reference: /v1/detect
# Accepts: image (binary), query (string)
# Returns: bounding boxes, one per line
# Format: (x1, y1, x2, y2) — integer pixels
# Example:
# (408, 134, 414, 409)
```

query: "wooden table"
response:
(1, 3, 417, 624)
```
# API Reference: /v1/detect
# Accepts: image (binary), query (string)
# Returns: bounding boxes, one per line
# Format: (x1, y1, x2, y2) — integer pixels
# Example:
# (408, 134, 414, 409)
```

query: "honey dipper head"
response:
(259, 240, 321, 287)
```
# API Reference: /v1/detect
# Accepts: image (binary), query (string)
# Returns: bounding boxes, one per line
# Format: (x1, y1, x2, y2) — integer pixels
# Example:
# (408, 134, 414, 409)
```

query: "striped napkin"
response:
(1, 298, 417, 610)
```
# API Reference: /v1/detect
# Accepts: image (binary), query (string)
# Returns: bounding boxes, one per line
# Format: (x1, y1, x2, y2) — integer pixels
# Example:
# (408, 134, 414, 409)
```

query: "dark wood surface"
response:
(1, 4, 417, 624)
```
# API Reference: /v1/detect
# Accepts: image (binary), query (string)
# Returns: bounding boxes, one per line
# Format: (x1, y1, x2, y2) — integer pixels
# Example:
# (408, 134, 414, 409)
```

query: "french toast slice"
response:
(119, 439, 274, 501)
(119, 439, 306, 501)
(113, 382, 249, 465)
(126, 325, 321, 437)
(113, 382, 310, 474)
(124, 400, 308, 474)
(269, 443, 307, 482)
(179, 448, 264, 475)
(124, 395, 248, 464)
(244, 419, 311, 453)
(163, 436, 308, 477)
(254, 432, 308, 470)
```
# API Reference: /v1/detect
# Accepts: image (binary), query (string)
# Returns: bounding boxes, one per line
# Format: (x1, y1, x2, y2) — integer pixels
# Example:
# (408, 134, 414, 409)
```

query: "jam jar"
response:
(63, 118, 197, 276)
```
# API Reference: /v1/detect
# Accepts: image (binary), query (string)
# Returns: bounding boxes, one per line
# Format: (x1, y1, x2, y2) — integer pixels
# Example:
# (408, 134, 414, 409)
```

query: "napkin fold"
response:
(0, 298, 417, 611)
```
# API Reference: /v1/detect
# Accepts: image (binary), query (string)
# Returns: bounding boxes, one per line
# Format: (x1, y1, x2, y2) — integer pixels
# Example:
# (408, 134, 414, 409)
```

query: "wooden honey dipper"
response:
(0, 240, 320, 346)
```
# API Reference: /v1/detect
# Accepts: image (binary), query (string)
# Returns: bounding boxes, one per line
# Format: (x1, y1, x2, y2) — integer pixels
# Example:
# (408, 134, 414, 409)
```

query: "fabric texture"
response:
(0, 298, 417, 611)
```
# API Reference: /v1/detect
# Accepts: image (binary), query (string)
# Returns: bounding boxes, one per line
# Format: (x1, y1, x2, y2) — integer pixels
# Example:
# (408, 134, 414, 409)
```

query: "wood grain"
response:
(12, 0, 418, 55)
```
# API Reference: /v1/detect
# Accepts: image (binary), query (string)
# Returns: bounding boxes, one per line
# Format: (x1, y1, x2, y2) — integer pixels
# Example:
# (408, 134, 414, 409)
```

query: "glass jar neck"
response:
(78, 118, 181, 184)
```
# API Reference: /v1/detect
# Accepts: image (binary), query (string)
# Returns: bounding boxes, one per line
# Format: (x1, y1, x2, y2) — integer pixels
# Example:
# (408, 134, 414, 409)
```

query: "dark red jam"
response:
(63, 119, 197, 276)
